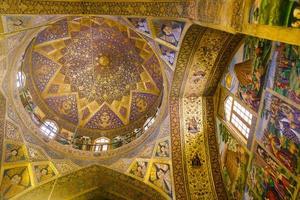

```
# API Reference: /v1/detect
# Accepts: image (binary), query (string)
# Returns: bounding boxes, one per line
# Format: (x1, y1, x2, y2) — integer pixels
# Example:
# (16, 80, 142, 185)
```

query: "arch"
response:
(14, 165, 166, 200)
(169, 24, 243, 199)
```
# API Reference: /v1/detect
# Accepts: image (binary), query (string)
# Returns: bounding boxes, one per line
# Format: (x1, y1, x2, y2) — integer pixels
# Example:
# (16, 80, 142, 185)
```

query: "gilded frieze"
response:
(0, 0, 192, 18)
(170, 25, 206, 200)
(181, 96, 215, 199)
(170, 23, 243, 199)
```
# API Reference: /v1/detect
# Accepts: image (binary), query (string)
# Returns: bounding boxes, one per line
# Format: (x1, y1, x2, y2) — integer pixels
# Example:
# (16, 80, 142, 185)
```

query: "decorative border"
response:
(170, 24, 243, 199)
(0, 0, 192, 18)
(170, 25, 205, 199)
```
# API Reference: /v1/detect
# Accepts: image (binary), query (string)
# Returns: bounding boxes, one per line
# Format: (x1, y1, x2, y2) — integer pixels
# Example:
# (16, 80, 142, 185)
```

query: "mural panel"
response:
(222, 37, 272, 112)
(128, 159, 149, 179)
(128, 18, 151, 34)
(0, 166, 32, 199)
(216, 120, 250, 199)
(249, 0, 300, 28)
(148, 162, 172, 198)
(159, 44, 176, 66)
(247, 144, 298, 199)
(152, 20, 184, 47)
(33, 163, 57, 183)
(266, 43, 300, 104)
(256, 91, 300, 176)
(153, 139, 170, 158)
(4, 143, 28, 163)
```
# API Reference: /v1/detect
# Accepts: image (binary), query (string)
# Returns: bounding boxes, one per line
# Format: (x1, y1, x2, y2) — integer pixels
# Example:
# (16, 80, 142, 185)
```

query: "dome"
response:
(23, 17, 164, 139)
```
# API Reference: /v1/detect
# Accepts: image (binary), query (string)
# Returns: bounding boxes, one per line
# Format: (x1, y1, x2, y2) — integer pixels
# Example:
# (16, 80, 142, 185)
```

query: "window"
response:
(16, 71, 26, 88)
(231, 114, 250, 137)
(94, 137, 110, 152)
(224, 96, 252, 138)
(233, 101, 253, 124)
(144, 116, 155, 131)
(224, 96, 233, 121)
(40, 120, 58, 139)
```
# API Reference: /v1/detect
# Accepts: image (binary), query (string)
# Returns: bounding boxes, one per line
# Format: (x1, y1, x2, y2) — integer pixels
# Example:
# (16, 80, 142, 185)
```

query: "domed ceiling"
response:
(24, 17, 164, 138)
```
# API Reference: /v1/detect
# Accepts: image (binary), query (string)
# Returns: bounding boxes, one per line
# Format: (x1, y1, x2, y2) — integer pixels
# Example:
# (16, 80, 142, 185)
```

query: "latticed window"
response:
(40, 120, 58, 139)
(224, 96, 252, 138)
(94, 137, 110, 152)
(224, 96, 233, 121)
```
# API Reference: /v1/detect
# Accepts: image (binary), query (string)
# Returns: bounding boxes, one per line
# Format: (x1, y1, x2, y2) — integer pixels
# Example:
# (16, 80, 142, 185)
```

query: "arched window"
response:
(94, 137, 110, 152)
(40, 120, 58, 139)
(224, 96, 252, 138)
(224, 96, 233, 121)
(16, 71, 26, 88)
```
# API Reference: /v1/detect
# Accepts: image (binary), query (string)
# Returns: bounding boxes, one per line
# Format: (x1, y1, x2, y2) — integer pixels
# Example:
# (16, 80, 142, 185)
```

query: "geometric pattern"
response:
(24, 16, 163, 137)
(26, 145, 48, 162)
(5, 120, 23, 142)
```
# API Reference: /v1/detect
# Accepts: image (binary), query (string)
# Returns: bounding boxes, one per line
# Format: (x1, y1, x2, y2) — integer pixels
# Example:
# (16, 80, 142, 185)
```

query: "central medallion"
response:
(98, 55, 110, 67)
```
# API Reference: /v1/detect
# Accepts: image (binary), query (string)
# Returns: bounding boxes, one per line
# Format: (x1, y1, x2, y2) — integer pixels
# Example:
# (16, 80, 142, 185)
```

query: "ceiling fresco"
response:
(1, 2, 298, 199)
(24, 17, 163, 137)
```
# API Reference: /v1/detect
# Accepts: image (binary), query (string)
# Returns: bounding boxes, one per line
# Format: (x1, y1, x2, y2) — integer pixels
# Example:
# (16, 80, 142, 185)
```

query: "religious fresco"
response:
(255, 91, 300, 175)
(249, 0, 300, 28)
(159, 44, 176, 66)
(216, 120, 250, 200)
(0, 166, 32, 199)
(128, 159, 149, 179)
(222, 37, 272, 112)
(247, 144, 298, 199)
(153, 138, 170, 158)
(128, 18, 151, 34)
(33, 163, 57, 183)
(4, 143, 28, 162)
(148, 162, 173, 198)
(125, 135, 173, 199)
(152, 20, 184, 47)
(266, 43, 300, 104)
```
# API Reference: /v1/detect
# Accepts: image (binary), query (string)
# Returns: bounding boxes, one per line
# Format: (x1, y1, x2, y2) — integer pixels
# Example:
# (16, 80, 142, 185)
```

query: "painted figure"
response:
(247, 144, 297, 200)
(130, 161, 148, 178)
(256, 91, 300, 175)
(155, 21, 184, 46)
(187, 117, 199, 133)
(155, 141, 170, 157)
(128, 18, 150, 34)
(149, 163, 172, 196)
(159, 45, 176, 65)
(267, 43, 300, 104)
